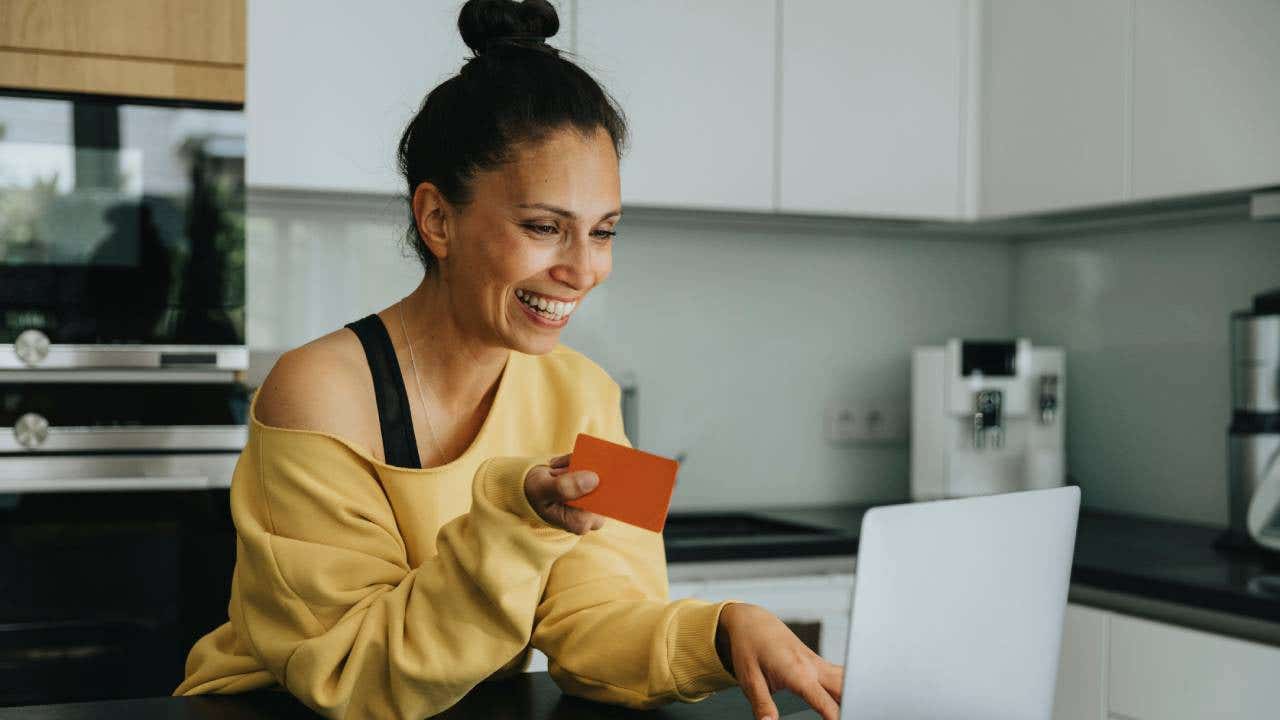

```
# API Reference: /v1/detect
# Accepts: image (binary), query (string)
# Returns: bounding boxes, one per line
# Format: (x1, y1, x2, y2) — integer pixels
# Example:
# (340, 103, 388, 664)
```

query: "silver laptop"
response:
(783, 486, 1080, 720)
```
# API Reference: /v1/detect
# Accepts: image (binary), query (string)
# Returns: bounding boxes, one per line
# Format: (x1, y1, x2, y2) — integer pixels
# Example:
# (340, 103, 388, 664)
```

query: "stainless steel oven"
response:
(0, 90, 246, 373)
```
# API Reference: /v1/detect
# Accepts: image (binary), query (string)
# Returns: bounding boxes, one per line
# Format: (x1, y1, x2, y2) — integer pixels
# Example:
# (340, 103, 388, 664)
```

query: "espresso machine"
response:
(911, 339, 1065, 500)
(1226, 288, 1280, 552)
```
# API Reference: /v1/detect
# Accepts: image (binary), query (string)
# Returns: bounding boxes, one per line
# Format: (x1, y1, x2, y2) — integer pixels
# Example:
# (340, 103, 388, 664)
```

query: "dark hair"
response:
(396, 0, 629, 272)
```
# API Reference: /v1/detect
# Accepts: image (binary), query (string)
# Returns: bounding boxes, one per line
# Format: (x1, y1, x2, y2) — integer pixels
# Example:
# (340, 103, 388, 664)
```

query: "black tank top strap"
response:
(343, 313, 422, 469)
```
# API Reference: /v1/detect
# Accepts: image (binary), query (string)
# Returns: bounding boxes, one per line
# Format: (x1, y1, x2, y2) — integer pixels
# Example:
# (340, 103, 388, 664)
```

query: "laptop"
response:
(782, 485, 1080, 720)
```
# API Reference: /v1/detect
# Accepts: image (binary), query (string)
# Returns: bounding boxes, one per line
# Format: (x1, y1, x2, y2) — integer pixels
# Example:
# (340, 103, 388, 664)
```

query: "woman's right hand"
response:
(524, 453, 606, 535)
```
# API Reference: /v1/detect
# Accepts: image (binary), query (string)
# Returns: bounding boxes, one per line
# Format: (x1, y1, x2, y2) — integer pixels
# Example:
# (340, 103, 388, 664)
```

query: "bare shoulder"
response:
(254, 326, 378, 447)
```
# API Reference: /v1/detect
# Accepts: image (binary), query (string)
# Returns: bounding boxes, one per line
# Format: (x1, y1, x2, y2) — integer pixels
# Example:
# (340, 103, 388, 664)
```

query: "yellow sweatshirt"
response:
(175, 344, 737, 719)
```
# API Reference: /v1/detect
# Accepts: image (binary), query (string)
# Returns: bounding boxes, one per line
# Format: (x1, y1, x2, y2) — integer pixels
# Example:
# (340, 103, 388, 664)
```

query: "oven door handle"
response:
(0, 476, 223, 493)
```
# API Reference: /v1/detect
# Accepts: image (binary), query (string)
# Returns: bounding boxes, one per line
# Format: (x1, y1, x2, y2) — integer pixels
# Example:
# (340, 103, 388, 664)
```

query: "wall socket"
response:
(825, 403, 908, 444)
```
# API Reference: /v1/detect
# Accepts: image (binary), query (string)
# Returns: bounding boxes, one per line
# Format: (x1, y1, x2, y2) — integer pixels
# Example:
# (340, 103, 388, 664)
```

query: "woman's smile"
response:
(514, 288, 575, 327)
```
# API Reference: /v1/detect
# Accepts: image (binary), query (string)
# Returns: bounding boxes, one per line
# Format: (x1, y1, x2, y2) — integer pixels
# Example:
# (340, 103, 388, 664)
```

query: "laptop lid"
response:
(786, 486, 1079, 720)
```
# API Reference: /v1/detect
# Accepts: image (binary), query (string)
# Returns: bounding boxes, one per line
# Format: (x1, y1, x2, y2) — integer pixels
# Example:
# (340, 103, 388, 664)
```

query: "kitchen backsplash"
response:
(1012, 217, 1280, 527)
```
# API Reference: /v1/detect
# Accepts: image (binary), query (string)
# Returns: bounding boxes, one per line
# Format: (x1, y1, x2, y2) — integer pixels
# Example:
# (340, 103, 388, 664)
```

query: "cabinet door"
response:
(575, 1, 776, 211)
(779, 0, 969, 219)
(694, 574, 854, 663)
(980, 0, 1129, 216)
(1108, 613, 1280, 719)
(247, 0, 570, 194)
(1052, 605, 1106, 720)
(1131, 0, 1280, 199)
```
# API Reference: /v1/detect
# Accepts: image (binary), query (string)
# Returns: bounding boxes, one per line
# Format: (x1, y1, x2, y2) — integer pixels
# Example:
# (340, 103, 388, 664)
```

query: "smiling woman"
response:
(171, 2, 840, 720)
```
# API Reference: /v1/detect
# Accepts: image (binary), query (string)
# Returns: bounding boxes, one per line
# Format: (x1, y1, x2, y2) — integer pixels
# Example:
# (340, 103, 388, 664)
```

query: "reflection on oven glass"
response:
(0, 94, 245, 345)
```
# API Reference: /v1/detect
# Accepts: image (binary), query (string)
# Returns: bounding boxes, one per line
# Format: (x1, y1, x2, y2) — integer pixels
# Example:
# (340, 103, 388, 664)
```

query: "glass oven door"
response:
(0, 91, 246, 372)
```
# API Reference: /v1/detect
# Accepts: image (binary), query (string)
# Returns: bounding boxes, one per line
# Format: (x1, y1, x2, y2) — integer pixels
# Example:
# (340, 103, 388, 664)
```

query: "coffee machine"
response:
(911, 339, 1065, 500)
(1227, 288, 1280, 552)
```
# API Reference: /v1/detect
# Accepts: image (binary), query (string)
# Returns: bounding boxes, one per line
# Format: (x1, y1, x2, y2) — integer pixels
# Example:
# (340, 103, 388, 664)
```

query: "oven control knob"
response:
(15, 413, 50, 449)
(15, 329, 51, 367)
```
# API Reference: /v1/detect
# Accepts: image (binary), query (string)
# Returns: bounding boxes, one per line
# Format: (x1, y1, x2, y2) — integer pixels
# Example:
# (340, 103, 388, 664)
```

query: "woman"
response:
(176, 2, 842, 719)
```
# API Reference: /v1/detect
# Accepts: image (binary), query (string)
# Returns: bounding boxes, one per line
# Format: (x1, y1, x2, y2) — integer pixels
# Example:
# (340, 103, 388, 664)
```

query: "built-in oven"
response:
(0, 90, 246, 372)
(1, 89, 247, 705)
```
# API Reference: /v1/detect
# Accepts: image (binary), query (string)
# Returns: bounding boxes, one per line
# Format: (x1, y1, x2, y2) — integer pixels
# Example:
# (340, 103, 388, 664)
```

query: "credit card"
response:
(564, 432, 679, 533)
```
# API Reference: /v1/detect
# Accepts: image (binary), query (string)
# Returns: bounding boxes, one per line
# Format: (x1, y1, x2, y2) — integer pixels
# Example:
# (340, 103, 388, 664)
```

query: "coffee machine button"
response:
(15, 329, 51, 367)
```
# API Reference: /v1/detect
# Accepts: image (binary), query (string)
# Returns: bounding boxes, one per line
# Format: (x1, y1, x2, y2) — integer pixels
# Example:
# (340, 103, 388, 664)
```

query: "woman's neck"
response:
(396, 274, 509, 419)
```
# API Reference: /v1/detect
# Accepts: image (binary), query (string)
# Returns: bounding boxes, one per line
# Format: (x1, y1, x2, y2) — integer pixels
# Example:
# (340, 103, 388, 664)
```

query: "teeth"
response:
(516, 289, 577, 320)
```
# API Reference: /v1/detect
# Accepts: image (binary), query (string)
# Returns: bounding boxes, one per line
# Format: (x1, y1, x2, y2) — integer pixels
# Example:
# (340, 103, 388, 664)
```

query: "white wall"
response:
(1012, 219, 1280, 526)
(245, 192, 1012, 509)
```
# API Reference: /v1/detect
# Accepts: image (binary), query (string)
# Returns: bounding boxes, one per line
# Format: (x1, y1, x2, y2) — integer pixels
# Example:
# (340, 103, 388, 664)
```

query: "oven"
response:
(0, 90, 246, 371)
(0, 90, 247, 705)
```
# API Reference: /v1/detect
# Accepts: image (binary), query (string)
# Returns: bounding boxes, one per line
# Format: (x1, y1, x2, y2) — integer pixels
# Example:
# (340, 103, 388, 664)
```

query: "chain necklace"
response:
(399, 301, 445, 466)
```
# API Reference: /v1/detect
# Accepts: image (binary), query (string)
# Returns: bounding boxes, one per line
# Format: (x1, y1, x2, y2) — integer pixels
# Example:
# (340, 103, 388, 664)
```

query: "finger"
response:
(548, 453, 570, 469)
(817, 661, 844, 705)
(794, 677, 840, 720)
(739, 665, 779, 720)
(556, 505, 603, 535)
(553, 471, 598, 502)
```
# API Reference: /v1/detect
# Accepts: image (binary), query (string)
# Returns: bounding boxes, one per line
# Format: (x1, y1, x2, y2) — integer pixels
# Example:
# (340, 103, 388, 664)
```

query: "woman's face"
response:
(440, 125, 621, 356)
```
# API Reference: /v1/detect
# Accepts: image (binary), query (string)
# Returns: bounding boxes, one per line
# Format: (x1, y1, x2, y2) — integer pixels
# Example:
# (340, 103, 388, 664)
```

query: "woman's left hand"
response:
(715, 602, 843, 720)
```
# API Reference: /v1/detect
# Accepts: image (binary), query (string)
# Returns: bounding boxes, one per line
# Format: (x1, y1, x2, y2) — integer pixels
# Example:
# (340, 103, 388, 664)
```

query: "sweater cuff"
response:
(668, 599, 739, 700)
(479, 456, 572, 538)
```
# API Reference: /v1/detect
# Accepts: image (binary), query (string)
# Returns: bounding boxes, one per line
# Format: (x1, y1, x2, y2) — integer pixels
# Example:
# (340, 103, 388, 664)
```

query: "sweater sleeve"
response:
(201, 428, 579, 720)
(531, 381, 739, 707)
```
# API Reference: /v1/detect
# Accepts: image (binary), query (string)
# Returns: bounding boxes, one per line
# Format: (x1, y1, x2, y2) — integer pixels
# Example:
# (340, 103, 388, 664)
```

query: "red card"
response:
(564, 433, 678, 533)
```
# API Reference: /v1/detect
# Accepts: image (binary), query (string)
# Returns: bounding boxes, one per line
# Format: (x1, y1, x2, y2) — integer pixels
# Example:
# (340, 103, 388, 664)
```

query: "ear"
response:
(411, 182, 451, 263)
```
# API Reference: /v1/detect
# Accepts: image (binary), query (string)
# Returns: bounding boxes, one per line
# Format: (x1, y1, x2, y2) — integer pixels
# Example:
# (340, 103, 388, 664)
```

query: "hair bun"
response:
(458, 0, 560, 55)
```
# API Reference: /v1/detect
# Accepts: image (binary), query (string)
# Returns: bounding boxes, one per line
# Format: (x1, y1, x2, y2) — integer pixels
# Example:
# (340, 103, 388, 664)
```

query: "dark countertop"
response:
(664, 503, 1280, 626)
(0, 672, 806, 720)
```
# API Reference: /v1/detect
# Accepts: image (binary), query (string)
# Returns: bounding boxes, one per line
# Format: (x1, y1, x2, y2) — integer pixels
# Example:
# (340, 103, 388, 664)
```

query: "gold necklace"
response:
(399, 301, 445, 466)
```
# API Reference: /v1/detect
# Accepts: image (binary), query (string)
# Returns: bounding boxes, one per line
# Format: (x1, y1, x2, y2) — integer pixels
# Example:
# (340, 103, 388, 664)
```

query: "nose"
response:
(550, 231, 599, 292)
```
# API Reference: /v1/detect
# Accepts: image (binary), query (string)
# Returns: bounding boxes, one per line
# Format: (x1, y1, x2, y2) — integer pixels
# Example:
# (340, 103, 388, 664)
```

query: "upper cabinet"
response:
(1130, 0, 1280, 200)
(779, 0, 973, 220)
(246, 0, 571, 194)
(980, 0, 1129, 217)
(576, 1, 776, 211)
(0, 0, 245, 103)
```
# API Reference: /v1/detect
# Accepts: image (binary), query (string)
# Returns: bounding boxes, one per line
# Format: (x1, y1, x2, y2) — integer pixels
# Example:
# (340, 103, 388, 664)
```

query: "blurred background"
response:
(1, 1, 1278, 717)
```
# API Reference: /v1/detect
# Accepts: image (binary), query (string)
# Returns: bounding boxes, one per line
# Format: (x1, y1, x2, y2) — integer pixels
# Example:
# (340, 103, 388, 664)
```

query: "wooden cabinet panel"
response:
(0, 0, 245, 65)
(1108, 612, 1280, 719)
(0, 48, 243, 103)
(576, 0, 777, 211)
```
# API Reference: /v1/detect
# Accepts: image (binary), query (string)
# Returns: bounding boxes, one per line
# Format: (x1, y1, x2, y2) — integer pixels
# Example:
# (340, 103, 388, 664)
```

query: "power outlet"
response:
(825, 403, 907, 444)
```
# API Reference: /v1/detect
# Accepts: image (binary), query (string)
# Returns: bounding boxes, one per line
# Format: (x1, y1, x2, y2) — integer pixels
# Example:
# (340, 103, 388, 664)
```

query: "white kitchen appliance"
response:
(781, 486, 1081, 720)
(911, 339, 1065, 500)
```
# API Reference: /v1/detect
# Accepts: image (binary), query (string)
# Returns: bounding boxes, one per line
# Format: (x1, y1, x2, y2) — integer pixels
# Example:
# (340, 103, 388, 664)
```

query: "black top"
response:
(344, 314, 422, 469)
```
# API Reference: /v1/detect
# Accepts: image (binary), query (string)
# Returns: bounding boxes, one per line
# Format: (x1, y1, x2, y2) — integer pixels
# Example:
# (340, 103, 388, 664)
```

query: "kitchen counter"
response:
(664, 502, 1280, 637)
(0, 672, 806, 720)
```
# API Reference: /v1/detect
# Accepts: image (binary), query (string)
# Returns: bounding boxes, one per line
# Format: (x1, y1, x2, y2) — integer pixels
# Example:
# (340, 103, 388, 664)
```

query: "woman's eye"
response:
(525, 223, 558, 235)
(592, 229, 617, 240)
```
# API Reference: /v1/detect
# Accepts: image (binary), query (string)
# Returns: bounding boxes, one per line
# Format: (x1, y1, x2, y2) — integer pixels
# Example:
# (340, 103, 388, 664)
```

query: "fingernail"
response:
(577, 474, 598, 492)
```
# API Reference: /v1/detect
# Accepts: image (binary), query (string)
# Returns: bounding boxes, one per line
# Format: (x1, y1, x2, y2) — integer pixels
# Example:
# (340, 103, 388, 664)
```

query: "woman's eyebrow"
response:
(515, 202, 622, 222)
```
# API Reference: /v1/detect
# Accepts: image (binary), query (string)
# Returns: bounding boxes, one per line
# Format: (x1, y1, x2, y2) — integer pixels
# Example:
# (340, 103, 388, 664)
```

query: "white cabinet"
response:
(690, 573, 855, 663)
(779, 0, 972, 219)
(575, 1, 776, 211)
(1053, 605, 1107, 720)
(247, 0, 570, 194)
(1108, 613, 1280, 720)
(980, 0, 1129, 217)
(1130, 0, 1280, 200)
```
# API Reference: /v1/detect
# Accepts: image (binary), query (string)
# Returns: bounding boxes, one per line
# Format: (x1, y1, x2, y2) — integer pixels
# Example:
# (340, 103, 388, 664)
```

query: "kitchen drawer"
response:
(1108, 612, 1280, 719)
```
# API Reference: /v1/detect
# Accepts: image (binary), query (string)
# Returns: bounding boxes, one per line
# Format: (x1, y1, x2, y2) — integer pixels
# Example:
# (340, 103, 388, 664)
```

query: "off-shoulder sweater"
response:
(174, 343, 737, 719)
